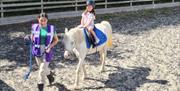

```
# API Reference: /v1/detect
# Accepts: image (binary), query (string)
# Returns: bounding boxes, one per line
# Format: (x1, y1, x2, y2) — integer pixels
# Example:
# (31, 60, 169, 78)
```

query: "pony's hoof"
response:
(69, 85, 78, 90)
(82, 76, 87, 81)
(100, 69, 105, 73)
(72, 84, 79, 90)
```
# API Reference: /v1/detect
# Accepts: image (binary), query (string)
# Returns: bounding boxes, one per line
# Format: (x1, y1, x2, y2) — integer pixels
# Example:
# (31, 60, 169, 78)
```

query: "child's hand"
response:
(83, 25, 86, 28)
(77, 25, 83, 28)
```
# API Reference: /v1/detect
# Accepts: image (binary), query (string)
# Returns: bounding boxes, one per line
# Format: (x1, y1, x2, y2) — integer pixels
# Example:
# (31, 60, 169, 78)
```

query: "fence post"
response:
(75, 0, 77, 11)
(0, 0, 3, 18)
(152, 0, 155, 8)
(105, 0, 107, 8)
(130, 0, 132, 7)
(41, 0, 43, 13)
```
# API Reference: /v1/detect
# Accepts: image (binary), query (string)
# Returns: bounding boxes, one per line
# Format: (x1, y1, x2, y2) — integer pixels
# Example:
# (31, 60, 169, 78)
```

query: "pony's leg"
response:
(99, 49, 106, 72)
(74, 56, 85, 88)
(82, 63, 87, 81)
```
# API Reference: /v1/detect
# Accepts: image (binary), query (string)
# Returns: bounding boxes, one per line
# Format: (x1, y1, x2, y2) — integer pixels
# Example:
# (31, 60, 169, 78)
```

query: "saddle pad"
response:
(83, 26, 107, 48)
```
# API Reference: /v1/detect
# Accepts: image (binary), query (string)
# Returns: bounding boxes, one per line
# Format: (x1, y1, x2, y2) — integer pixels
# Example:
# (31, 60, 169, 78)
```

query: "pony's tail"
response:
(101, 21, 113, 48)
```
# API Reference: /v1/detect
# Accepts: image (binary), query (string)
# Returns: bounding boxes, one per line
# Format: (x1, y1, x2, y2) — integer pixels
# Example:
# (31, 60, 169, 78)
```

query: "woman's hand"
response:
(45, 47, 51, 53)
(46, 34, 59, 53)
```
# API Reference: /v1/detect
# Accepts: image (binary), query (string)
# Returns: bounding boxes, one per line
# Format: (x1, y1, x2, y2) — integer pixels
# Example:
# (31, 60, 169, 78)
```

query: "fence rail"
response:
(0, 0, 179, 25)
(0, 0, 179, 18)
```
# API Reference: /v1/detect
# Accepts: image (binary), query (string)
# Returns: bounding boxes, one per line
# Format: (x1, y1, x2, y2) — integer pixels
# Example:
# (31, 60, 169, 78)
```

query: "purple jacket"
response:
(31, 24, 55, 62)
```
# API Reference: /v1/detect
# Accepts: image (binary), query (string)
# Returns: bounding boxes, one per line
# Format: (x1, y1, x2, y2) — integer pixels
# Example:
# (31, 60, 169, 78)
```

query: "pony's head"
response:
(63, 27, 84, 59)
(63, 28, 75, 52)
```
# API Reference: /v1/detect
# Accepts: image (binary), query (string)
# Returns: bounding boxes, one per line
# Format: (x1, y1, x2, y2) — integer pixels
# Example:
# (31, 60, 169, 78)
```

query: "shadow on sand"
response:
(84, 66, 168, 91)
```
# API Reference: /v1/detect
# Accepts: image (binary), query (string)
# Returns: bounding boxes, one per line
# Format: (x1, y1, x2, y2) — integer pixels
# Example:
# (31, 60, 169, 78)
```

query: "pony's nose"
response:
(64, 51, 69, 59)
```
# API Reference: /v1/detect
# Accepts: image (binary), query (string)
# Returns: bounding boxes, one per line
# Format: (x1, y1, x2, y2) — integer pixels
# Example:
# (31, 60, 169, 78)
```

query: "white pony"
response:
(63, 21, 112, 88)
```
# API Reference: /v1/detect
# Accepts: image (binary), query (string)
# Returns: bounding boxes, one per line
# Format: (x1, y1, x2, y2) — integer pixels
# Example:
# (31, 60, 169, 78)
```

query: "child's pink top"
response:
(82, 12, 95, 29)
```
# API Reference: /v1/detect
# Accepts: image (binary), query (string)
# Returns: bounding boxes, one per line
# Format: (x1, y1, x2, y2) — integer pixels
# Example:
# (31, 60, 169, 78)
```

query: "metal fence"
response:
(0, 0, 179, 18)
(0, 0, 179, 25)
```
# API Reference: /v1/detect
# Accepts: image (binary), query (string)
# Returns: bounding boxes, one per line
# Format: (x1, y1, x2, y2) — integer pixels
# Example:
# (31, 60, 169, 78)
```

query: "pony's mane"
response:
(68, 27, 81, 34)
(68, 27, 84, 44)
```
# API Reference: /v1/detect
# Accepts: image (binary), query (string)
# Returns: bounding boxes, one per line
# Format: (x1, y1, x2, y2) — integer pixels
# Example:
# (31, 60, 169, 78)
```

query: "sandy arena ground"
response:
(0, 6, 180, 91)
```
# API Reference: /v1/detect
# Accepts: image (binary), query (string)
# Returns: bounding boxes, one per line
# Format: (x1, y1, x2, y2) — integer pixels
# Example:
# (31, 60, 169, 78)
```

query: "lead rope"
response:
(24, 36, 32, 81)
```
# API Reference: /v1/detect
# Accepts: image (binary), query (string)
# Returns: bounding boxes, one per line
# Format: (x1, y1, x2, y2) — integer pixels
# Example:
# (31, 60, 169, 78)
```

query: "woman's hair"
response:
(37, 12, 48, 19)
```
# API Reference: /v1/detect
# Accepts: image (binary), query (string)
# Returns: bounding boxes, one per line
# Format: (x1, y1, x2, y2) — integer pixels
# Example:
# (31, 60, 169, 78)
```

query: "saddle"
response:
(85, 29, 96, 48)
(83, 26, 107, 49)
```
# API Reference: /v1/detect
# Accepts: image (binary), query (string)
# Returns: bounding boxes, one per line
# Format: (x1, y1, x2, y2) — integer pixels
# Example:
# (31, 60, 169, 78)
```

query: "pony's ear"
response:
(65, 28, 68, 34)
